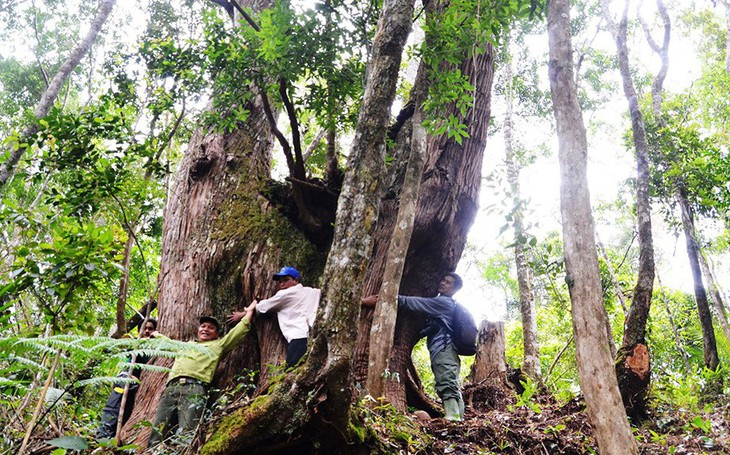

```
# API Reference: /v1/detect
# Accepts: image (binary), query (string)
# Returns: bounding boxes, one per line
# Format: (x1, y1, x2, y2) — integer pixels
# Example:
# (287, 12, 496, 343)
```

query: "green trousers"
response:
(148, 380, 207, 447)
(430, 343, 461, 401)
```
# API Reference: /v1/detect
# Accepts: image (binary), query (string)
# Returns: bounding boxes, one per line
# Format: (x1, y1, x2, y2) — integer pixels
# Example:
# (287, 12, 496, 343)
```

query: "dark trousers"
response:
(97, 375, 139, 439)
(286, 338, 308, 368)
(148, 379, 208, 447)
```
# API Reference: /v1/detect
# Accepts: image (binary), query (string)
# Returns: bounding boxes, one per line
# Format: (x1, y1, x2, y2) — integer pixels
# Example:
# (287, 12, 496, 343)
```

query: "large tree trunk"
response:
(120, 0, 335, 443)
(547, 1, 638, 453)
(198, 0, 416, 450)
(0, 0, 118, 188)
(677, 189, 720, 374)
(365, 107, 427, 399)
(601, 0, 657, 421)
(355, 41, 496, 414)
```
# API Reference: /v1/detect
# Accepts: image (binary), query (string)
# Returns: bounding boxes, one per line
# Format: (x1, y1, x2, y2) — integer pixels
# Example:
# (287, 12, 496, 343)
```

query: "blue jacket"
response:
(397, 294, 455, 355)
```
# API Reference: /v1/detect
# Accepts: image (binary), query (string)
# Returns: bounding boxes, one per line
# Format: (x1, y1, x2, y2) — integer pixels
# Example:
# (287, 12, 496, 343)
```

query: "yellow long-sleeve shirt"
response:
(163, 319, 251, 385)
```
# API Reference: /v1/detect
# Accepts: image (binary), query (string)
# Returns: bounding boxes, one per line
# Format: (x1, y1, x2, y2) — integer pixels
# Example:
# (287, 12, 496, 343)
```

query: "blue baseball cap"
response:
(273, 266, 301, 281)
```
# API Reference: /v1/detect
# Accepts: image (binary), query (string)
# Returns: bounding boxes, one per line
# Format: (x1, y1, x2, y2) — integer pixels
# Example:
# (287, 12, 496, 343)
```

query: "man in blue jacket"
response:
(362, 272, 465, 421)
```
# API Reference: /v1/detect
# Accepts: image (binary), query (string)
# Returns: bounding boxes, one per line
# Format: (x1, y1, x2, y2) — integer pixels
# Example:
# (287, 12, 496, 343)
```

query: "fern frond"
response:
(5, 354, 47, 372)
(74, 375, 139, 388)
(122, 363, 172, 373)
(12, 339, 65, 358)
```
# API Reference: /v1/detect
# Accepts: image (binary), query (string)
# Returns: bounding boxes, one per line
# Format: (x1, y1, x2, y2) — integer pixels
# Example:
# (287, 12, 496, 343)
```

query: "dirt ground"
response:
(411, 385, 730, 455)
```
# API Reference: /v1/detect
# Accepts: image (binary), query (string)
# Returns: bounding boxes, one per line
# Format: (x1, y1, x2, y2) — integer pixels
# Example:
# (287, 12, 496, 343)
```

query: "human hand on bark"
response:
(361, 295, 378, 307)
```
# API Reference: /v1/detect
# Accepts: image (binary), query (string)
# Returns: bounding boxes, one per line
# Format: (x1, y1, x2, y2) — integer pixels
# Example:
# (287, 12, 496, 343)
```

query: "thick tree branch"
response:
(259, 87, 295, 173)
(278, 77, 306, 179)
(229, 0, 261, 31)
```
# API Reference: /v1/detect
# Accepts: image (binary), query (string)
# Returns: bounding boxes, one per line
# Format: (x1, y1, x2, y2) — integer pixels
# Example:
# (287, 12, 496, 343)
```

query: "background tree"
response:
(600, 0, 665, 420)
(547, 0, 638, 452)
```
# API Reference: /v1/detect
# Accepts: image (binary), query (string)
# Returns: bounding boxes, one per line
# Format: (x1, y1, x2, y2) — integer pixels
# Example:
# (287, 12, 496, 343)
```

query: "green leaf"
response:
(47, 436, 88, 450)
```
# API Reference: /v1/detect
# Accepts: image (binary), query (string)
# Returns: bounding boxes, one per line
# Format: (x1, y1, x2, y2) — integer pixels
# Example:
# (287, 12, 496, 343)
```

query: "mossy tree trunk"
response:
(120, 0, 335, 444)
(198, 0, 416, 450)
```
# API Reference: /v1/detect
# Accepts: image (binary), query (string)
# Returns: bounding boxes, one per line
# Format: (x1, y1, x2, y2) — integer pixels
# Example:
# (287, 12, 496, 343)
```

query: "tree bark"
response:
(699, 249, 730, 343)
(470, 320, 507, 386)
(0, 0, 118, 188)
(366, 107, 427, 399)
(355, 41, 496, 414)
(677, 188, 720, 373)
(198, 0, 416, 450)
(547, 1, 638, 453)
(504, 48, 542, 384)
(601, 0, 656, 421)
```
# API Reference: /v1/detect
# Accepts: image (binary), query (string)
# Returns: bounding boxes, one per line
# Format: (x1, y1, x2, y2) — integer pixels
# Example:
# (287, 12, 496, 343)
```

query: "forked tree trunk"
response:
(198, 0, 416, 450)
(601, 0, 656, 421)
(677, 189, 720, 374)
(547, 1, 638, 453)
(355, 41, 496, 414)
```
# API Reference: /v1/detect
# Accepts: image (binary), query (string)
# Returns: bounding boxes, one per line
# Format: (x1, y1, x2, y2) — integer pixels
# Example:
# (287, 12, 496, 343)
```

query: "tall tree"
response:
(197, 0, 417, 450)
(0, 0, 118, 188)
(547, 0, 638, 452)
(600, 0, 659, 420)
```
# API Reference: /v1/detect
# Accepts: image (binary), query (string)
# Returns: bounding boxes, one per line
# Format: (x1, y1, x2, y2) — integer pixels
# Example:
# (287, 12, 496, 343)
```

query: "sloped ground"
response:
(381, 386, 730, 455)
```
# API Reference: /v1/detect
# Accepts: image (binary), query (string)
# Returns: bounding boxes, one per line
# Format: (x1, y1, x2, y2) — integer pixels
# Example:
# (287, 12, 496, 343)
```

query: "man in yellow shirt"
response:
(148, 303, 255, 447)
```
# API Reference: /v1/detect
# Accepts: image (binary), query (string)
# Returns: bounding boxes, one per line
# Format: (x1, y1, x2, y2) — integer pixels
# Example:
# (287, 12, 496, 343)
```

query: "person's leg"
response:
(148, 385, 178, 447)
(286, 338, 308, 368)
(97, 384, 125, 439)
(430, 345, 462, 421)
(177, 383, 208, 435)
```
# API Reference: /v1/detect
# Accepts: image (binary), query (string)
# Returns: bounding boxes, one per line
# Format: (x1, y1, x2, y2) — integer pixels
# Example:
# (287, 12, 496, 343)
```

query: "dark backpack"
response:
(451, 302, 478, 356)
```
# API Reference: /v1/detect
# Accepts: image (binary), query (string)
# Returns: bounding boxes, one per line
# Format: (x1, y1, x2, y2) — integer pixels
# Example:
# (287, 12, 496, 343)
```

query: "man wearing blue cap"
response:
(255, 266, 321, 368)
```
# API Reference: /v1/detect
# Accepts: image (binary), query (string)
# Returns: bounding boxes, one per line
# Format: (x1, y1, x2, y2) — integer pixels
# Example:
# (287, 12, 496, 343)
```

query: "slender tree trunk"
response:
(724, 0, 730, 75)
(366, 107, 427, 399)
(601, 0, 657, 420)
(112, 234, 134, 338)
(0, 0, 117, 188)
(18, 351, 61, 455)
(677, 189, 720, 373)
(504, 50, 542, 385)
(699, 250, 730, 343)
(547, 1, 638, 453)
(199, 0, 416, 450)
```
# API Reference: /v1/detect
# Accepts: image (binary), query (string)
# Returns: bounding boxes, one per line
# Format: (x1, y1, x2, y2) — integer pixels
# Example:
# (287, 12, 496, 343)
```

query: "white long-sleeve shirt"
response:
(256, 283, 320, 342)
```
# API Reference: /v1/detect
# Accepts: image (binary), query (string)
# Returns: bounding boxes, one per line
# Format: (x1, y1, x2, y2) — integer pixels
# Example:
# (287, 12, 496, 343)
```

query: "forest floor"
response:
(377, 385, 730, 455)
